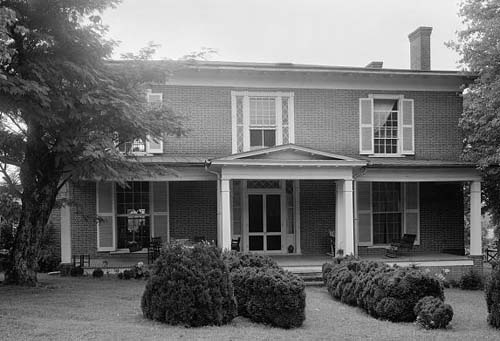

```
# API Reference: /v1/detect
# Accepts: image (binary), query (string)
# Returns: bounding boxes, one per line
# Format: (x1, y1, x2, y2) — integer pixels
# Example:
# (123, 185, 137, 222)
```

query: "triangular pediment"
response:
(213, 144, 360, 162)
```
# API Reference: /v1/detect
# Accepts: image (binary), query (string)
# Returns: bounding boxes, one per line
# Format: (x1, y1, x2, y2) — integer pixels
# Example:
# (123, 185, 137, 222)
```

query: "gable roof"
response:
(209, 144, 366, 167)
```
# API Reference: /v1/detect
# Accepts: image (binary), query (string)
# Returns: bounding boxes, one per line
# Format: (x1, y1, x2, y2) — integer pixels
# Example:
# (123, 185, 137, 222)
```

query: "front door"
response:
(248, 193, 282, 252)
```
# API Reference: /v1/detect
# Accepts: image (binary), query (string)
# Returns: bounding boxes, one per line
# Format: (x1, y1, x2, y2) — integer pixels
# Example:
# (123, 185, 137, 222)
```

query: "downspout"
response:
(205, 160, 222, 247)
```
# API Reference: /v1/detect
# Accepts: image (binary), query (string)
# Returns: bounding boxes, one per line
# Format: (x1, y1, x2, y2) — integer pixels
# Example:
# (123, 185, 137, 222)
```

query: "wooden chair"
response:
(231, 237, 241, 252)
(486, 240, 500, 263)
(148, 237, 162, 264)
(72, 254, 90, 268)
(385, 234, 416, 258)
(327, 230, 335, 257)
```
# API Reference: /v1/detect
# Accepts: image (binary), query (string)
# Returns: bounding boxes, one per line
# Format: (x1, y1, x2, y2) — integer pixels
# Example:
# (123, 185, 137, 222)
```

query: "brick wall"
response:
(169, 181, 217, 242)
(70, 181, 97, 256)
(299, 180, 336, 255)
(155, 85, 463, 160)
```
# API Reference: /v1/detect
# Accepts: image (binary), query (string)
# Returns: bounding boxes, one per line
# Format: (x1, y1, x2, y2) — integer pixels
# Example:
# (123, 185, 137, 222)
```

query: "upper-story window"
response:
(359, 95, 414, 156)
(231, 91, 294, 153)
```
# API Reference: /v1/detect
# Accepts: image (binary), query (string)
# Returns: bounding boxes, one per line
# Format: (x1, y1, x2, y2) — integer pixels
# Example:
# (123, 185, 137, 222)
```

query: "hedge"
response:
(414, 296, 453, 329)
(141, 243, 237, 327)
(486, 262, 500, 328)
(323, 258, 446, 323)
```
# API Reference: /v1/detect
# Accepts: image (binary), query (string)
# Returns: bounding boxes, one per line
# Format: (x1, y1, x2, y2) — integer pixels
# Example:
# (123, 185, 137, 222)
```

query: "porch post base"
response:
(469, 255, 484, 276)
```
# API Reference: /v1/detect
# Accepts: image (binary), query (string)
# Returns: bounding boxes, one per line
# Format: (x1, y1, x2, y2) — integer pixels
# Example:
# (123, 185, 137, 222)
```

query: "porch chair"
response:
(326, 230, 335, 257)
(72, 254, 90, 268)
(147, 236, 162, 264)
(486, 240, 500, 263)
(385, 234, 416, 258)
(231, 237, 241, 252)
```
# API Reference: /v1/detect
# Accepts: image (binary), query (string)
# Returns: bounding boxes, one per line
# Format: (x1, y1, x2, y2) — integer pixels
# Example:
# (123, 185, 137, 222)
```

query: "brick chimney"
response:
(408, 26, 432, 71)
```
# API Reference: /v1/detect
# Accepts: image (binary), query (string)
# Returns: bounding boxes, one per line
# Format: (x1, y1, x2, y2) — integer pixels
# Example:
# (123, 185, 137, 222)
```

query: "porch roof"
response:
(209, 144, 367, 168)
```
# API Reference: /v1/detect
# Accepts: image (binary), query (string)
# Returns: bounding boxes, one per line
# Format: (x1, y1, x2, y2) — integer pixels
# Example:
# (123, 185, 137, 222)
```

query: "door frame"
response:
(243, 182, 287, 253)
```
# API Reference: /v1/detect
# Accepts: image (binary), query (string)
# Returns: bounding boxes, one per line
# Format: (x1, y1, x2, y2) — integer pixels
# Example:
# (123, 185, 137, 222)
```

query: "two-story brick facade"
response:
(55, 27, 482, 273)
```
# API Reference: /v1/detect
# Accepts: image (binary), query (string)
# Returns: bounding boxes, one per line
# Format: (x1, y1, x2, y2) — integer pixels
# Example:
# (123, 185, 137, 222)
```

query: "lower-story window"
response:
(357, 181, 420, 246)
(116, 182, 150, 249)
(372, 182, 402, 244)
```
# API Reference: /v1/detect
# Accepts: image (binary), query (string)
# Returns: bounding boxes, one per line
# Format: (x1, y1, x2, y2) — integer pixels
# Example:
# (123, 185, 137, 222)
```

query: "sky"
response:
(102, 0, 464, 70)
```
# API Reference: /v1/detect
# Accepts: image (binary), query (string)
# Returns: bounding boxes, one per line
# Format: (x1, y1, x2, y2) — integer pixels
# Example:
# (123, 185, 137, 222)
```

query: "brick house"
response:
(54, 27, 483, 273)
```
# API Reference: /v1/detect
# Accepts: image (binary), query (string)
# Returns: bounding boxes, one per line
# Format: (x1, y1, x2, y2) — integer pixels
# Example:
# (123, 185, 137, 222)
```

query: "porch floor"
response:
(81, 252, 471, 274)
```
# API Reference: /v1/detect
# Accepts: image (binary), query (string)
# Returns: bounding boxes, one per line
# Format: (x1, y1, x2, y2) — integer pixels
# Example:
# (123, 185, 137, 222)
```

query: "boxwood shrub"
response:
(141, 243, 237, 327)
(323, 258, 447, 323)
(414, 296, 453, 329)
(224, 251, 306, 328)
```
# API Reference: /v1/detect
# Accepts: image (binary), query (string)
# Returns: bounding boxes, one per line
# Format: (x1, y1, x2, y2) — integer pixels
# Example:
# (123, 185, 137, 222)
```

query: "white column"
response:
(470, 181, 482, 256)
(215, 179, 221, 247)
(60, 184, 71, 264)
(220, 178, 232, 250)
(335, 180, 345, 253)
(343, 180, 355, 255)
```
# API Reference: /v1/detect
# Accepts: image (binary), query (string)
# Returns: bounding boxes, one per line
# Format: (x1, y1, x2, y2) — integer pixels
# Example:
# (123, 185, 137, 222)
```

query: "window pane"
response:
(249, 236, 264, 251)
(267, 235, 281, 251)
(250, 130, 262, 147)
(266, 195, 281, 233)
(249, 97, 276, 125)
(373, 99, 399, 154)
(372, 182, 402, 244)
(263, 130, 276, 147)
(248, 195, 263, 232)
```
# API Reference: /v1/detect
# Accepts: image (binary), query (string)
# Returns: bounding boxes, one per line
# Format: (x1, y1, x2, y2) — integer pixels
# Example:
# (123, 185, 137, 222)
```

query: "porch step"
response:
(290, 271, 324, 286)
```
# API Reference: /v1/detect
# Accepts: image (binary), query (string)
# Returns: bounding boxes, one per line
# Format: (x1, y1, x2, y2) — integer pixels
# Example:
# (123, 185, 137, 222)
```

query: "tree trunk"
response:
(4, 121, 61, 285)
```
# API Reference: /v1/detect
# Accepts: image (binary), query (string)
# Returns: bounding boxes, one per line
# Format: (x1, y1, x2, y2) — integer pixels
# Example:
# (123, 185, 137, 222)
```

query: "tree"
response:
(0, 0, 184, 285)
(451, 0, 500, 231)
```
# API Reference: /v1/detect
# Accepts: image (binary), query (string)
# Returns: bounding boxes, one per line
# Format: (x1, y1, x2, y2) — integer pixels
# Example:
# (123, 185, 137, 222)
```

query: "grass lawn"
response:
(0, 274, 499, 340)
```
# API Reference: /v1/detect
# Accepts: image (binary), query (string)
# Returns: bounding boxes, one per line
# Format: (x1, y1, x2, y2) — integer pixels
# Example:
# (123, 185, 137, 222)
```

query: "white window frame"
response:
(231, 91, 295, 153)
(368, 94, 405, 157)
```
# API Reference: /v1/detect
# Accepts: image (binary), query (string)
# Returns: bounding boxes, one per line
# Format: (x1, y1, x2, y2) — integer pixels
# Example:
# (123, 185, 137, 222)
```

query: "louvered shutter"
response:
(146, 91, 163, 154)
(401, 99, 415, 155)
(359, 98, 374, 154)
(357, 182, 372, 246)
(97, 182, 115, 251)
(151, 182, 169, 242)
(404, 182, 420, 244)
(146, 135, 163, 154)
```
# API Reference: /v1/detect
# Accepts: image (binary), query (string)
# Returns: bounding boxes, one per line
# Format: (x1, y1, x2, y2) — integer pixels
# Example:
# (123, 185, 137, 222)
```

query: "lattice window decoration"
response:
(236, 96, 244, 153)
(247, 180, 281, 189)
(282, 97, 289, 144)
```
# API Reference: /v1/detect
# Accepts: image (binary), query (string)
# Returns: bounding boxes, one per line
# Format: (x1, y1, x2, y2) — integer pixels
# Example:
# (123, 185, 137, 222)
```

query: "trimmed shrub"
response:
(232, 266, 305, 328)
(414, 296, 453, 329)
(322, 258, 446, 323)
(141, 243, 237, 327)
(92, 268, 104, 278)
(486, 265, 500, 328)
(222, 251, 279, 272)
(459, 270, 483, 290)
(224, 251, 306, 328)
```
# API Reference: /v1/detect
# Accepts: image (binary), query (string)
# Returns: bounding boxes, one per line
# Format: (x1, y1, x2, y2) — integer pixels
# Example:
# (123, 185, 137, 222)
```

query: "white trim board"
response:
(357, 168, 481, 182)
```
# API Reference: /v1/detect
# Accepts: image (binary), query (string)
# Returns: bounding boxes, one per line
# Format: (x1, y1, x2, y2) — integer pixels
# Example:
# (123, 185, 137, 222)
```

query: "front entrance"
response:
(248, 193, 282, 251)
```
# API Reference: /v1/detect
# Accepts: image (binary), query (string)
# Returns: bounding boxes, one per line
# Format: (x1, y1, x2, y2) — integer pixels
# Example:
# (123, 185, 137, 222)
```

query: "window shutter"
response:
(97, 182, 115, 251)
(357, 182, 372, 246)
(146, 91, 163, 153)
(359, 98, 374, 154)
(151, 182, 169, 242)
(231, 93, 246, 153)
(404, 182, 420, 244)
(146, 135, 163, 154)
(401, 99, 415, 155)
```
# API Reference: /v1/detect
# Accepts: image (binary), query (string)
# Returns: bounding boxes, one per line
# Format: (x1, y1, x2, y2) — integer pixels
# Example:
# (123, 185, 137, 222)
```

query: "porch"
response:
(81, 251, 473, 279)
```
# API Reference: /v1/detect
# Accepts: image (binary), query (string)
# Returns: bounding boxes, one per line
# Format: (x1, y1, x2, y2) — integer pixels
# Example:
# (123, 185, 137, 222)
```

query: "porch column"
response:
(335, 179, 355, 256)
(343, 180, 355, 255)
(60, 184, 71, 264)
(470, 181, 482, 256)
(220, 178, 232, 250)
